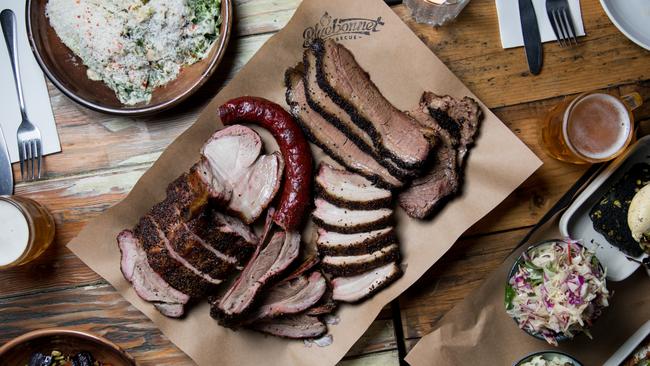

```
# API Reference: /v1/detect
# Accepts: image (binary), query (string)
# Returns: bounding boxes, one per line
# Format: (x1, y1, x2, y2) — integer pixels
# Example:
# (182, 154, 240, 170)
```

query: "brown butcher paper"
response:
(67, 0, 542, 364)
(405, 214, 650, 366)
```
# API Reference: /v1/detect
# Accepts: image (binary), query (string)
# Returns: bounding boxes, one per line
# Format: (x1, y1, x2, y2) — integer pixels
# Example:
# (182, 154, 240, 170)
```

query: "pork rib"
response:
(316, 227, 397, 256)
(321, 244, 400, 277)
(310, 38, 430, 169)
(312, 198, 393, 234)
(118, 230, 190, 318)
(249, 314, 327, 339)
(211, 231, 301, 326)
(285, 68, 404, 189)
(331, 262, 403, 303)
(315, 163, 391, 210)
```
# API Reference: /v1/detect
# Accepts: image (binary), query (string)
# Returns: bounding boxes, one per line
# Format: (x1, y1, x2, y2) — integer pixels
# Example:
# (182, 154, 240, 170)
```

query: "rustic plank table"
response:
(1, 0, 649, 364)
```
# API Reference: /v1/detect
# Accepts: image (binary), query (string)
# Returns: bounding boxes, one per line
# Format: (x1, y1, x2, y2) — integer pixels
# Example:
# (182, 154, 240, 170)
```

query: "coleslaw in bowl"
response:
(506, 239, 610, 345)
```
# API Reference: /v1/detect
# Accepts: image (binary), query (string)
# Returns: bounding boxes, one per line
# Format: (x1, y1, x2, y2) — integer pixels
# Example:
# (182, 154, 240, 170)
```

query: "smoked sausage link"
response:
(218, 97, 313, 231)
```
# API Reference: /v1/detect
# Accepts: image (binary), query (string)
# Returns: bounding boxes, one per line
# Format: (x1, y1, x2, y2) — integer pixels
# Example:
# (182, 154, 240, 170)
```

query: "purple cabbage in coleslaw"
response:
(506, 239, 610, 345)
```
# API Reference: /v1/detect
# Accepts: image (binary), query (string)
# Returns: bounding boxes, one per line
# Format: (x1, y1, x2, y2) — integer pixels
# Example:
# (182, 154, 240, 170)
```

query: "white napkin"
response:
(495, 0, 586, 49)
(0, 0, 61, 163)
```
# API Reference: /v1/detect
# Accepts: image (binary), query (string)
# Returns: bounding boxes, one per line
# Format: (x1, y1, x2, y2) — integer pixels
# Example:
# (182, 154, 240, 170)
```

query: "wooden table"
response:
(1, 0, 648, 364)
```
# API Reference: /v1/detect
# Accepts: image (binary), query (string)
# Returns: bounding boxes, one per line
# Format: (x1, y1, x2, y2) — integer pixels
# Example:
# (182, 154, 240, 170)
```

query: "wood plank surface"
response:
(1, 0, 649, 365)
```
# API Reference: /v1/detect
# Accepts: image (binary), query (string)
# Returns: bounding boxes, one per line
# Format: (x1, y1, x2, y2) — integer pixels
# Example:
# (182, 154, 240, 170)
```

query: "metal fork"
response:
(546, 0, 578, 47)
(1, 9, 42, 180)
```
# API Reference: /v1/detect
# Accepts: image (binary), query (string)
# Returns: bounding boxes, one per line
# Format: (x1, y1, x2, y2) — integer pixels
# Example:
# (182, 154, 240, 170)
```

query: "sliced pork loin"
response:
(249, 314, 327, 339)
(135, 215, 222, 297)
(317, 227, 397, 256)
(211, 231, 301, 326)
(332, 262, 403, 303)
(310, 38, 430, 169)
(245, 271, 326, 323)
(201, 125, 284, 224)
(315, 163, 391, 210)
(321, 244, 400, 277)
(399, 93, 483, 219)
(285, 68, 404, 189)
(188, 210, 258, 265)
(312, 198, 393, 234)
(118, 230, 190, 318)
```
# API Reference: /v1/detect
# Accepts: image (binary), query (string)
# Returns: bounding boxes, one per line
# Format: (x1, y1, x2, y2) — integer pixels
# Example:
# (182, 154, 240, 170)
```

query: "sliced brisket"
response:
(285, 68, 404, 189)
(315, 163, 391, 210)
(249, 314, 327, 339)
(316, 227, 397, 256)
(321, 244, 400, 277)
(331, 262, 403, 303)
(310, 38, 430, 169)
(188, 210, 258, 265)
(312, 198, 393, 234)
(118, 230, 189, 318)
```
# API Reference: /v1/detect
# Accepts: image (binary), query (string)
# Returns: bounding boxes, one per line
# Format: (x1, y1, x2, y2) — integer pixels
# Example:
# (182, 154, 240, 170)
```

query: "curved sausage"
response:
(218, 97, 313, 231)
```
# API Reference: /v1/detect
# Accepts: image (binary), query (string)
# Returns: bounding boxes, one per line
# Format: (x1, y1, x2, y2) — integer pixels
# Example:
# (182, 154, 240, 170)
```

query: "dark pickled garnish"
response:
(72, 351, 96, 366)
(28, 353, 54, 366)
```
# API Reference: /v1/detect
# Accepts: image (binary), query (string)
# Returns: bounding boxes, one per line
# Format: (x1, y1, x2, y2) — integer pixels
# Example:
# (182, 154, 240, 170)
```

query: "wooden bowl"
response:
(0, 328, 136, 365)
(25, 0, 233, 116)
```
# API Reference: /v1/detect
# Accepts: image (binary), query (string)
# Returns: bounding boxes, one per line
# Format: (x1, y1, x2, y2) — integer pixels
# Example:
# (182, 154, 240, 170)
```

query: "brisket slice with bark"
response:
(315, 163, 392, 210)
(312, 198, 393, 234)
(211, 230, 301, 326)
(321, 244, 400, 277)
(316, 227, 397, 256)
(284, 68, 404, 189)
(398, 93, 483, 219)
(249, 314, 327, 339)
(331, 262, 403, 303)
(310, 38, 430, 170)
(118, 230, 190, 318)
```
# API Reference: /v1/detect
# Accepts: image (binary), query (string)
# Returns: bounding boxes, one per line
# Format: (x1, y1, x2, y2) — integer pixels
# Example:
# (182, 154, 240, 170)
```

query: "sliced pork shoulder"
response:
(201, 125, 284, 224)
(249, 314, 327, 339)
(118, 230, 189, 318)
(317, 227, 396, 256)
(211, 231, 301, 326)
(285, 68, 404, 189)
(315, 163, 391, 210)
(321, 244, 400, 277)
(331, 262, 403, 303)
(310, 38, 430, 169)
(188, 210, 258, 265)
(245, 271, 326, 322)
(312, 198, 393, 234)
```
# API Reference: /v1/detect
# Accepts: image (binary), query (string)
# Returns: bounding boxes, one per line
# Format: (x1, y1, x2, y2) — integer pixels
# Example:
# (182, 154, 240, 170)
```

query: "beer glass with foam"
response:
(0, 196, 55, 269)
(539, 92, 643, 164)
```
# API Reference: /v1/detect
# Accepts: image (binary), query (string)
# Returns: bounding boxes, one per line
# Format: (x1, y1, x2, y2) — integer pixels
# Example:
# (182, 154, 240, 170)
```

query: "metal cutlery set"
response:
(0, 9, 43, 195)
(519, 0, 579, 75)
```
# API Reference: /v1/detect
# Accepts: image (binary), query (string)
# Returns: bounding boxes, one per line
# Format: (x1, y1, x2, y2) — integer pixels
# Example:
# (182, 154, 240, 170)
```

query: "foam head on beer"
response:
(564, 93, 631, 161)
(0, 200, 29, 266)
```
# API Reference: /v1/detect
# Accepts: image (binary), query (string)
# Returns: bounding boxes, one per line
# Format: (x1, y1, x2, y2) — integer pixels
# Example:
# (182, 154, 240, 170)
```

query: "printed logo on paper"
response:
(303, 12, 385, 47)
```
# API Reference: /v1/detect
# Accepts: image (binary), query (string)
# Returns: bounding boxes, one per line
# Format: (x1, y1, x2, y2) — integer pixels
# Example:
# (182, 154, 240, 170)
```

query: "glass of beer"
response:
(539, 91, 643, 164)
(0, 196, 55, 269)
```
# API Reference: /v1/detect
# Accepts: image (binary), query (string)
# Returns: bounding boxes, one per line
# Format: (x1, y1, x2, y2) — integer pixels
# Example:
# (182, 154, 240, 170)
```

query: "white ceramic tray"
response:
(603, 320, 650, 366)
(559, 136, 650, 282)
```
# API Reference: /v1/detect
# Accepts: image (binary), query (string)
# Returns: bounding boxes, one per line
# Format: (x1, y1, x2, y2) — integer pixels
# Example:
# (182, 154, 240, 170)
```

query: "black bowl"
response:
(513, 350, 583, 366)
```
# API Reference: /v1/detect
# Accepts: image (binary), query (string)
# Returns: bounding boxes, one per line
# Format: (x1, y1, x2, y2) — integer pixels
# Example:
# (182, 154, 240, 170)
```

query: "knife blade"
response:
(0, 125, 13, 195)
(519, 0, 543, 75)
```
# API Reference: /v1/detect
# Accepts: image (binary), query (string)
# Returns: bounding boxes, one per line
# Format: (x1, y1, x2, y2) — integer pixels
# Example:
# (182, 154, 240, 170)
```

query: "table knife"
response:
(519, 0, 543, 75)
(0, 125, 13, 195)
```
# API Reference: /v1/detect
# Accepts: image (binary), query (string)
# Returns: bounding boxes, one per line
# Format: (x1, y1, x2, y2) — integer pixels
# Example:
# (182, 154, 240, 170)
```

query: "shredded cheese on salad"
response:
(506, 240, 609, 345)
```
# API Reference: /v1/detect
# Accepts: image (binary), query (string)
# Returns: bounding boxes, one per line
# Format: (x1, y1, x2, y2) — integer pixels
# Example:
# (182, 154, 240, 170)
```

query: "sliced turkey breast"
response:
(315, 163, 391, 210)
(118, 230, 189, 318)
(250, 314, 327, 339)
(316, 227, 396, 256)
(332, 262, 403, 303)
(321, 244, 400, 277)
(312, 198, 393, 234)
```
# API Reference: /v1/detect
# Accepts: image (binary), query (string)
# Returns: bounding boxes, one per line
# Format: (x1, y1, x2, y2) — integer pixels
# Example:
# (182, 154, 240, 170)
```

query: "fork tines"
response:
(18, 138, 42, 181)
(546, 0, 578, 47)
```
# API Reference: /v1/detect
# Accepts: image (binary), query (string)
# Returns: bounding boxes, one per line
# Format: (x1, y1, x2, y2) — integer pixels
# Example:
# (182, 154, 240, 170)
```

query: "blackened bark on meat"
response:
(320, 245, 400, 277)
(427, 107, 461, 142)
(316, 227, 398, 256)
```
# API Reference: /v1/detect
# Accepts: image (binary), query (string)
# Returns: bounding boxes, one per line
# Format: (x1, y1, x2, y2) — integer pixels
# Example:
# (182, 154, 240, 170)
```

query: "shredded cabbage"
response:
(506, 240, 610, 345)
(519, 355, 574, 366)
